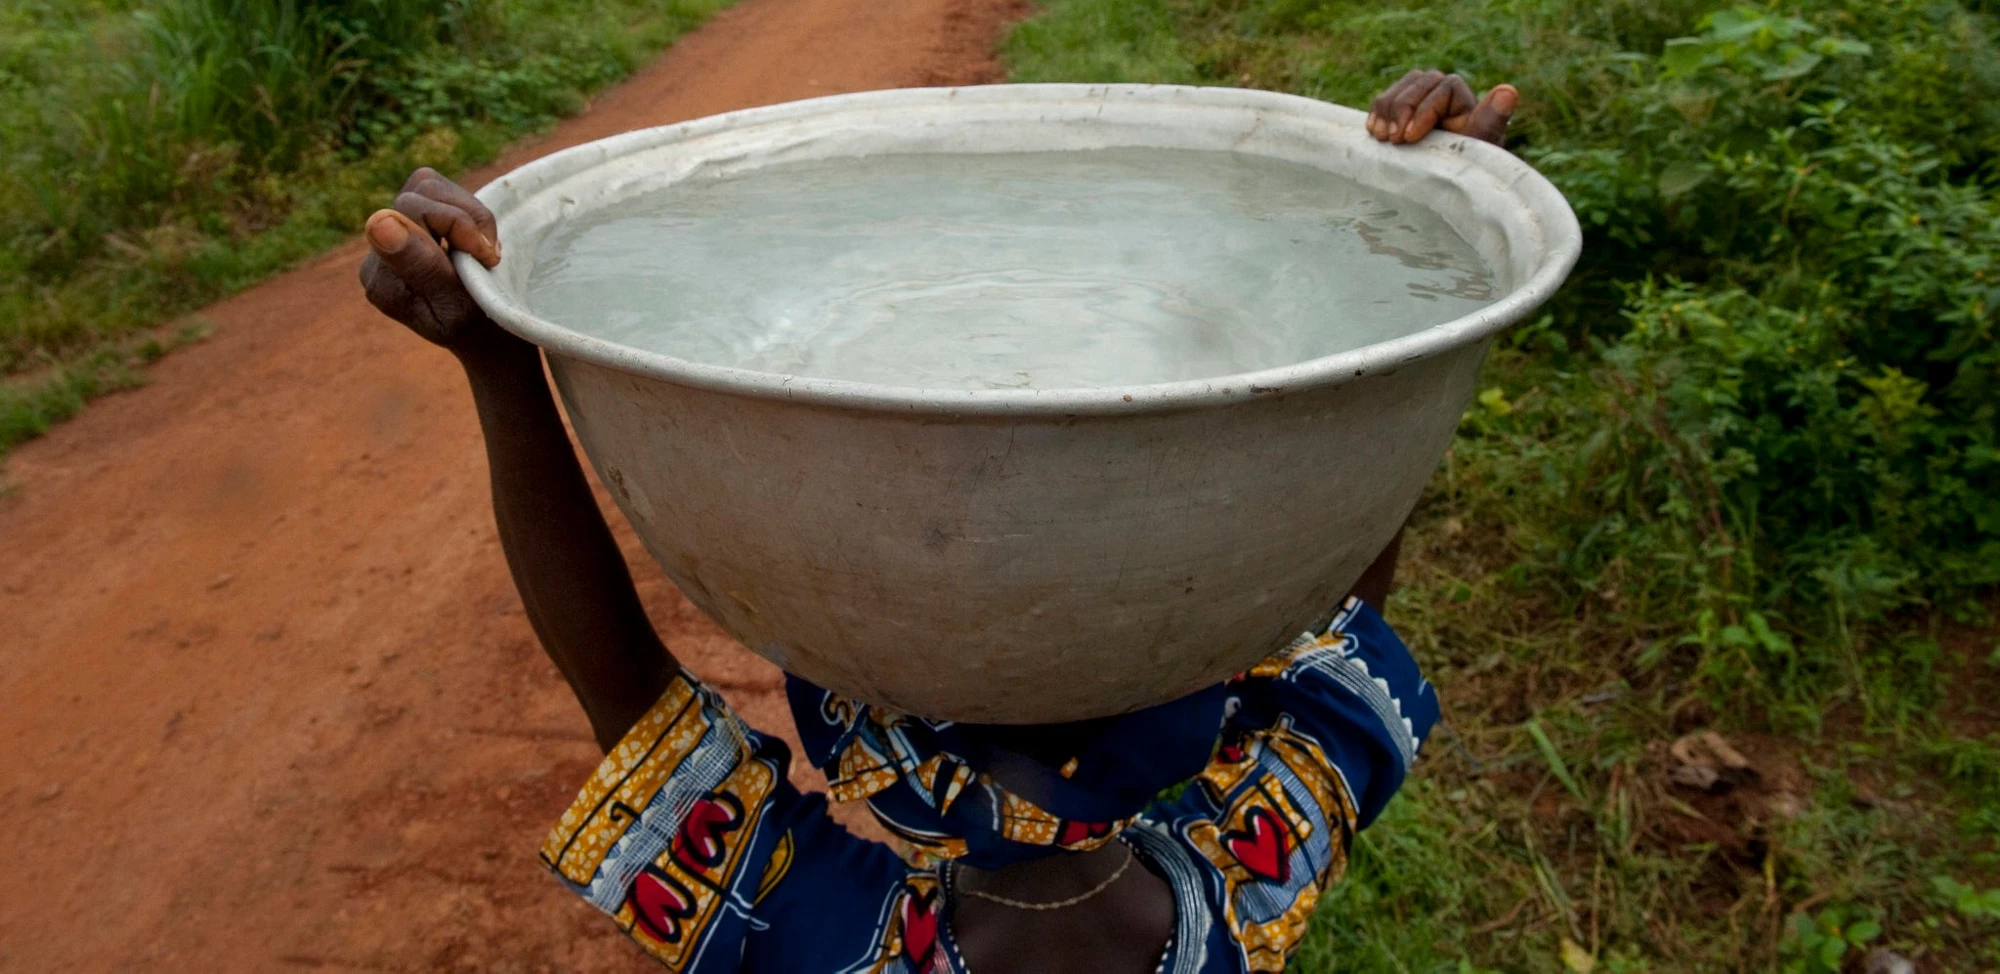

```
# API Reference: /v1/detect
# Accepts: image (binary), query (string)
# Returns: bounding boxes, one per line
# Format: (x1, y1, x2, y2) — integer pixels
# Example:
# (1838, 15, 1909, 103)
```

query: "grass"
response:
(1303, 512, 2000, 971)
(1005, 0, 2000, 968)
(0, 0, 734, 460)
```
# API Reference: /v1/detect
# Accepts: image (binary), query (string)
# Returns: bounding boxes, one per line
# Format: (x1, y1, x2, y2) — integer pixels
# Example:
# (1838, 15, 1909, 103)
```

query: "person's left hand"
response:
(358, 168, 507, 356)
(1365, 69, 1518, 147)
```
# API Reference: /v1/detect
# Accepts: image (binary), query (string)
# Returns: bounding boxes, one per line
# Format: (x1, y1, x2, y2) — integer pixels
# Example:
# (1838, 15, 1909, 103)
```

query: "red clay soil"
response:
(0, 0, 1026, 968)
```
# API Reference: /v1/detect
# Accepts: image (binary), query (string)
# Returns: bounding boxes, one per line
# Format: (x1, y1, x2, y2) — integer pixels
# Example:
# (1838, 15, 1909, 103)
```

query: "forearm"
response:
(458, 332, 676, 750)
(1348, 527, 1404, 610)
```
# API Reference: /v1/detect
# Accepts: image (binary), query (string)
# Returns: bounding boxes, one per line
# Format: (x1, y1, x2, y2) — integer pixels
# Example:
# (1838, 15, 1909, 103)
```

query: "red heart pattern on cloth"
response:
(1056, 819, 1114, 847)
(1222, 805, 1292, 884)
(629, 865, 698, 944)
(672, 794, 744, 874)
(899, 884, 941, 969)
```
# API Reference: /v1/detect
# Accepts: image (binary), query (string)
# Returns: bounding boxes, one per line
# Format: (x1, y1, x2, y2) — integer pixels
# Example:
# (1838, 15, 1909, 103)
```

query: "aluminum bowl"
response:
(457, 84, 1580, 723)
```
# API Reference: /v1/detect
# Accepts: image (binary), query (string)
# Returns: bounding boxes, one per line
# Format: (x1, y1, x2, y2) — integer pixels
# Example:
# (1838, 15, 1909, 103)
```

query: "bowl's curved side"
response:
(549, 340, 1490, 723)
(453, 83, 1583, 721)
(457, 83, 1580, 416)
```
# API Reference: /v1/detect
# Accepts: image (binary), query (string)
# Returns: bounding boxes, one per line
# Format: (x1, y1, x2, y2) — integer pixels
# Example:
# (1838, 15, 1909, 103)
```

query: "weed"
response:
(1780, 906, 1881, 973)
(1931, 875, 2000, 921)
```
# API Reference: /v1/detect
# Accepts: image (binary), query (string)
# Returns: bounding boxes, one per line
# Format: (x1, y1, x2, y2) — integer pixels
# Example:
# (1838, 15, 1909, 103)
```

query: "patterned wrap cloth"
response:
(540, 598, 1439, 972)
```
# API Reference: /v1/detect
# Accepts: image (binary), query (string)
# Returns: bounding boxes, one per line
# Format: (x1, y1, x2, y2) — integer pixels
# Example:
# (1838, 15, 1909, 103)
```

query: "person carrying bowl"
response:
(358, 71, 1516, 973)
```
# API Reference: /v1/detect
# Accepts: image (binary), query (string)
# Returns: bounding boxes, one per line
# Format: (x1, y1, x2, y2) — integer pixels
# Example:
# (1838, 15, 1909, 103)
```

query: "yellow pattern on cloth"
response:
(850, 874, 945, 974)
(822, 717, 1129, 866)
(830, 733, 902, 805)
(1182, 720, 1359, 971)
(540, 675, 781, 970)
(1247, 628, 1348, 680)
(542, 677, 705, 886)
(754, 831, 795, 905)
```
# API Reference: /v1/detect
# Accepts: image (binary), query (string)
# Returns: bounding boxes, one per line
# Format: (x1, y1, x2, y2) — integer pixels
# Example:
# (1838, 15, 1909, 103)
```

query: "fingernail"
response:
(366, 212, 409, 252)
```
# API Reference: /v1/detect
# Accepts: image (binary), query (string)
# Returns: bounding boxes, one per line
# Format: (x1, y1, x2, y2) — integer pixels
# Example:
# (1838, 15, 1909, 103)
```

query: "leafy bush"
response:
(1013, 0, 2000, 715)
(1467, 6, 1999, 712)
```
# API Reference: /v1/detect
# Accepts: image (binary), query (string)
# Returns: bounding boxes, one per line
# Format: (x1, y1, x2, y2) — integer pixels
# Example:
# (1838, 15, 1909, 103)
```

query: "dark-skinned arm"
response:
(1349, 68, 1517, 608)
(359, 169, 674, 751)
(1348, 527, 1403, 610)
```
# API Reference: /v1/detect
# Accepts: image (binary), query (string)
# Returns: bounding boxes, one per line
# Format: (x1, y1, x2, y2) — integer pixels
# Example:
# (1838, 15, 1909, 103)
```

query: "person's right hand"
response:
(1365, 70, 1518, 147)
(358, 168, 507, 354)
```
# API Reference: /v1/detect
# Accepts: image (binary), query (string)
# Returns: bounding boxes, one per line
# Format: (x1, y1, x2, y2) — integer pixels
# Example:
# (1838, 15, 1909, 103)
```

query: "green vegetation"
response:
(0, 0, 730, 455)
(1009, 0, 2000, 968)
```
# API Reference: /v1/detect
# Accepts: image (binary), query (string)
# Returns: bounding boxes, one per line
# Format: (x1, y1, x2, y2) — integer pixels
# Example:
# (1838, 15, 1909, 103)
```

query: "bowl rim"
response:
(456, 83, 1582, 416)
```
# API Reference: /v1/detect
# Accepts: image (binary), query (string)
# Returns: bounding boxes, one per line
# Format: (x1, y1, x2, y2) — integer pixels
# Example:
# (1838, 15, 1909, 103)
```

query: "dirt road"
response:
(0, 0, 1021, 967)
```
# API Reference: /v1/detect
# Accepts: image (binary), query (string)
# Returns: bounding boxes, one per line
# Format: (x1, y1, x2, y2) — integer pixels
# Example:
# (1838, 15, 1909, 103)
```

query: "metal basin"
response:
(458, 84, 1581, 723)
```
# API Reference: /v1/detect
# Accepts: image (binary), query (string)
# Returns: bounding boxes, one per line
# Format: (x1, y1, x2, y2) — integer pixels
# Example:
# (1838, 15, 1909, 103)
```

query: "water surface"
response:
(527, 148, 1496, 390)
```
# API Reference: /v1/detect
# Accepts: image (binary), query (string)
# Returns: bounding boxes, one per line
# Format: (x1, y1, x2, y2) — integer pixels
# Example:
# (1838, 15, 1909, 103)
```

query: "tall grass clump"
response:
(1, 0, 731, 454)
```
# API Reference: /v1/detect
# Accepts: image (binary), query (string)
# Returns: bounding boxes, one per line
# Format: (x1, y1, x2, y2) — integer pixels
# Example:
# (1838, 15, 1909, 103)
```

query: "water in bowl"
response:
(525, 148, 1497, 391)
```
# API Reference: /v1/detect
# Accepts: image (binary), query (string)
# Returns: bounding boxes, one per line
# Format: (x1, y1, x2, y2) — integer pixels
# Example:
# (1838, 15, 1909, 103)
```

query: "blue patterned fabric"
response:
(541, 598, 1439, 972)
(786, 672, 1232, 870)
